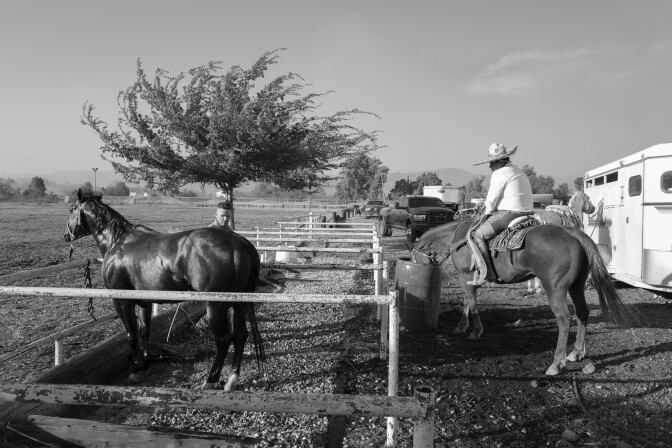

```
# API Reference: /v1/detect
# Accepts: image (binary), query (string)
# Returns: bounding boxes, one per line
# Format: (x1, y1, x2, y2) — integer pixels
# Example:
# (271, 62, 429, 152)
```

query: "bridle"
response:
(411, 219, 471, 266)
(66, 201, 91, 242)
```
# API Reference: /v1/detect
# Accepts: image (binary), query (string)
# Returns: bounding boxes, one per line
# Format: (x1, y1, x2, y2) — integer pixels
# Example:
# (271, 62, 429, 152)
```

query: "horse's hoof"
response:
(223, 373, 239, 392)
(128, 372, 142, 384)
(202, 382, 218, 390)
(452, 327, 466, 335)
(467, 332, 480, 340)
(545, 365, 562, 376)
(567, 351, 584, 362)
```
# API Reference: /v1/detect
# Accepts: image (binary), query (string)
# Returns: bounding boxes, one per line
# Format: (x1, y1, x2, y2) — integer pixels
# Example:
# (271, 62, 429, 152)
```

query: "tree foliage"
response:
(82, 49, 381, 207)
(23, 177, 47, 198)
(106, 181, 130, 196)
(521, 165, 555, 194)
(554, 182, 570, 197)
(463, 175, 488, 201)
(388, 178, 417, 199)
(0, 177, 17, 199)
(414, 172, 443, 194)
(335, 154, 388, 200)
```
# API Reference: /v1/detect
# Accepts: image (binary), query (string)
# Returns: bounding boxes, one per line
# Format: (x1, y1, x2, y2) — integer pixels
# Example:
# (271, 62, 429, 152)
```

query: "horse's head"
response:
(577, 190, 595, 214)
(410, 220, 466, 265)
(64, 188, 101, 242)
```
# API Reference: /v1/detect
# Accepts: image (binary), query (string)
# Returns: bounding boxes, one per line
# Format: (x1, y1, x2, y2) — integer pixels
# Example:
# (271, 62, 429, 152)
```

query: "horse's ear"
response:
(77, 188, 84, 201)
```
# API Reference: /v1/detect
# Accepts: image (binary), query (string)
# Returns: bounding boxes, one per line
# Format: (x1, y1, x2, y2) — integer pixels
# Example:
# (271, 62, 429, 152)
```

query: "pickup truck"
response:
(378, 195, 455, 242)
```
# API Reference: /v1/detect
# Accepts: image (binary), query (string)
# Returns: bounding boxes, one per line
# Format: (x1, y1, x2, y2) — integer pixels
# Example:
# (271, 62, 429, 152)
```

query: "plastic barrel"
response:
(395, 259, 442, 331)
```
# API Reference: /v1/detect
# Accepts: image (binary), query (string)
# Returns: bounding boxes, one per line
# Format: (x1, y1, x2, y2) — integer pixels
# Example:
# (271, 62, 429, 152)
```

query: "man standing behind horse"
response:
(209, 201, 233, 229)
(467, 143, 534, 286)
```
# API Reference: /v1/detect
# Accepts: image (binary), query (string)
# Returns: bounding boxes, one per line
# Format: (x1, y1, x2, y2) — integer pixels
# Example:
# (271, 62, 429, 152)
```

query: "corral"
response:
(1, 202, 672, 447)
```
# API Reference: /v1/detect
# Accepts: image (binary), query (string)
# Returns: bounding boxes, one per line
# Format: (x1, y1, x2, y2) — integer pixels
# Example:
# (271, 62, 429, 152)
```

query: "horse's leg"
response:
(113, 299, 144, 383)
(567, 279, 590, 363)
(544, 287, 572, 376)
(202, 302, 234, 390)
(455, 272, 483, 339)
(138, 302, 153, 367)
(224, 303, 249, 392)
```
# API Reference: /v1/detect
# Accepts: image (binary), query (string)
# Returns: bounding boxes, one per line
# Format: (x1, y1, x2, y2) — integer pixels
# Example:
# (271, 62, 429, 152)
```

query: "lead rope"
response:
(84, 259, 96, 321)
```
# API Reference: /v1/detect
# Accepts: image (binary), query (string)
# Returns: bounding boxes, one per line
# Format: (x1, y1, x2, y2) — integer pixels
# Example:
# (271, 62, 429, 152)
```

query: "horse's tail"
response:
(244, 239, 266, 376)
(561, 226, 629, 325)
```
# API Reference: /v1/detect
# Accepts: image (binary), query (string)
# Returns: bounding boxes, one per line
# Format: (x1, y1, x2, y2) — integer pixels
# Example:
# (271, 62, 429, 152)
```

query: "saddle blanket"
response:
(541, 206, 582, 228)
(490, 217, 540, 252)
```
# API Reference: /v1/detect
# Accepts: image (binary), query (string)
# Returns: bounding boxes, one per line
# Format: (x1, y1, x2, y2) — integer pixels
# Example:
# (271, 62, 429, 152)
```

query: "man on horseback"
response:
(467, 143, 533, 286)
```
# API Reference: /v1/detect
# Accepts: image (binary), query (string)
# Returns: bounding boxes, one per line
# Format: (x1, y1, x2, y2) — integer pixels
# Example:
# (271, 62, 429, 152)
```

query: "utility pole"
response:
(92, 168, 98, 193)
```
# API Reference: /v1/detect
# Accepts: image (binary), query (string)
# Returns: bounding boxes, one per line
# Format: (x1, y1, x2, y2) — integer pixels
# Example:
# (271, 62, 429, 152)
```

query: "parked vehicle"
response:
(378, 195, 454, 242)
(583, 143, 672, 295)
(362, 200, 386, 219)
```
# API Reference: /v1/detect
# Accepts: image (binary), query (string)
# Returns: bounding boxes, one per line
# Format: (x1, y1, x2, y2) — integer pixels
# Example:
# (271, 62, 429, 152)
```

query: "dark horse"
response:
(64, 189, 264, 390)
(412, 218, 629, 376)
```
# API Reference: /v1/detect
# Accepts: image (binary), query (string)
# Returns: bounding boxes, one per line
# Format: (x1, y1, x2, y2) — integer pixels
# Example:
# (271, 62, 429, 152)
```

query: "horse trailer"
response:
(583, 143, 672, 294)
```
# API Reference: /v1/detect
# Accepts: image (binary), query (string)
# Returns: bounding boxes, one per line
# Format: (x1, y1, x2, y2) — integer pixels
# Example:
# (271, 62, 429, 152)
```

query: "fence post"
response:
(380, 261, 389, 360)
(412, 385, 436, 448)
(54, 340, 64, 366)
(386, 291, 399, 447)
(374, 235, 381, 319)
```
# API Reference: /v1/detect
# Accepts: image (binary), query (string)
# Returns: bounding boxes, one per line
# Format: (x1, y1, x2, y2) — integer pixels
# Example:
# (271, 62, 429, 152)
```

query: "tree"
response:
(23, 177, 47, 198)
(106, 181, 130, 196)
(414, 172, 443, 195)
(335, 154, 388, 200)
(82, 49, 381, 229)
(177, 188, 199, 197)
(554, 183, 570, 197)
(388, 178, 417, 199)
(574, 176, 584, 191)
(463, 175, 488, 201)
(0, 177, 17, 200)
(521, 165, 555, 194)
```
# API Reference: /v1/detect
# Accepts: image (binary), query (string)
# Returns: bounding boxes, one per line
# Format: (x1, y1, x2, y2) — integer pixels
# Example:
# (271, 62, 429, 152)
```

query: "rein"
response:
(412, 219, 472, 265)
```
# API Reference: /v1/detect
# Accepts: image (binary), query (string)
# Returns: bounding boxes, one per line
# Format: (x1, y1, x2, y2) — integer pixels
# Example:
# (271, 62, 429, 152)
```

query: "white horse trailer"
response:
(583, 143, 672, 294)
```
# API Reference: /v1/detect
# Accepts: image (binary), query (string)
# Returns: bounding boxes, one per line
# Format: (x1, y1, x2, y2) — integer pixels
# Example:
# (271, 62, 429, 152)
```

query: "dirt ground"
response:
(1, 203, 671, 447)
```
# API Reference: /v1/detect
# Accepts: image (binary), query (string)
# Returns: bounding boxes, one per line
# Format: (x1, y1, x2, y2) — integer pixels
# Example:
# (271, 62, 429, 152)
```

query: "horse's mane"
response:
(81, 194, 134, 238)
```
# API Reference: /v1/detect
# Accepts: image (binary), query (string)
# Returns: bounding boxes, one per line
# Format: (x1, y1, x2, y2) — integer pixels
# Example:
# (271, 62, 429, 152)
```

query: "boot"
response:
(466, 222, 496, 286)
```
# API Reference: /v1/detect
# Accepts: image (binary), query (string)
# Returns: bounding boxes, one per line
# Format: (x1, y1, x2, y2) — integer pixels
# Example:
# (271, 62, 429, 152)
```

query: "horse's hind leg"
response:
(224, 303, 249, 392)
(203, 302, 234, 390)
(567, 281, 589, 363)
(545, 288, 572, 376)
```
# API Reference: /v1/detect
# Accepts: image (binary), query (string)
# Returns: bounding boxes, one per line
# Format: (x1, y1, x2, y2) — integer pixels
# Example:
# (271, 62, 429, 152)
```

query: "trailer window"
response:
(594, 176, 605, 186)
(661, 172, 672, 193)
(585, 179, 593, 189)
(606, 172, 618, 183)
(628, 175, 642, 196)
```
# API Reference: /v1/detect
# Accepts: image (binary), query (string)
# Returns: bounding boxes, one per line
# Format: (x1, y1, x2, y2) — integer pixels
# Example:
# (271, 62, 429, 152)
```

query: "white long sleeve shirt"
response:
(484, 163, 533, 213)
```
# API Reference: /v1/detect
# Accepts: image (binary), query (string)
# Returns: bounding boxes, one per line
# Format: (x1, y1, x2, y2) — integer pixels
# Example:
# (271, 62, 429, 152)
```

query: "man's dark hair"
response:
(217, 201, 232, 210)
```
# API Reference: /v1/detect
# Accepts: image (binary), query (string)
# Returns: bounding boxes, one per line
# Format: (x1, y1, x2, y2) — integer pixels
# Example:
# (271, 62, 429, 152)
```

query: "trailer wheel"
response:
(405, 223, 418, 242)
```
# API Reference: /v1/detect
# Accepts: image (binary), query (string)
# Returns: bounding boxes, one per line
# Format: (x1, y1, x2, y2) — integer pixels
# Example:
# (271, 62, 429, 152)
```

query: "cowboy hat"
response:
(473, 143, 518, 166)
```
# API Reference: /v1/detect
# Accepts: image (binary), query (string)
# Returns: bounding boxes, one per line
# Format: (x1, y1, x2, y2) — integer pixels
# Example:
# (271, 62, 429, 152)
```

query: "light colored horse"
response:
(527, 190, 596, 294)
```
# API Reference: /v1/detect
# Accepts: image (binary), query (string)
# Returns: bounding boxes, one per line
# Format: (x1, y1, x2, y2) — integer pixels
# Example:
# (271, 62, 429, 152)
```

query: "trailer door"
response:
(621, 164, 644, 280)
(641, 157, 672, 286)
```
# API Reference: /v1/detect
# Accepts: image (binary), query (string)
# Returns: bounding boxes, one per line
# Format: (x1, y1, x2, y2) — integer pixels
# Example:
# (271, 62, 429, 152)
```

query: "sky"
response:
(2, 1, 672, 185)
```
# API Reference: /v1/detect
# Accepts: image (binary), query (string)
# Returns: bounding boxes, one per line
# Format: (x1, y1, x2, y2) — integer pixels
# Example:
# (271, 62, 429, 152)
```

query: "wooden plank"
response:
(0, 384, 425, 419)
(0, 287, 395, 306)
(8, 415, 260, 448)
(0, 258, 102, 285)
(254, 246, 379, 253)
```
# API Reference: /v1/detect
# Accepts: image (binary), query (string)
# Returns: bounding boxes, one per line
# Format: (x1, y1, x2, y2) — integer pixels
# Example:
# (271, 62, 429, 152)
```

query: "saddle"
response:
(490, 216, 540, 252)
